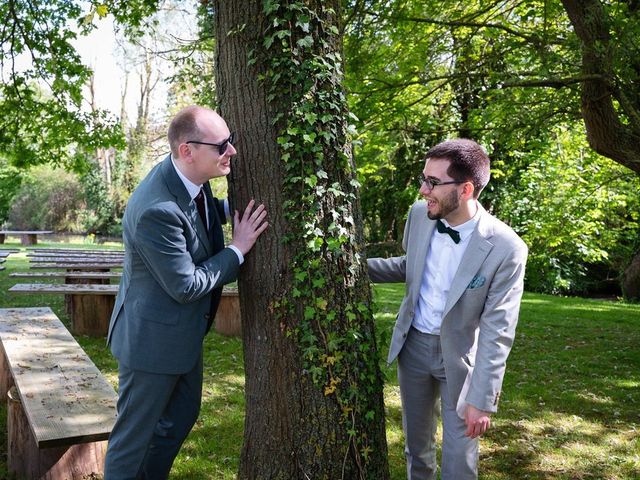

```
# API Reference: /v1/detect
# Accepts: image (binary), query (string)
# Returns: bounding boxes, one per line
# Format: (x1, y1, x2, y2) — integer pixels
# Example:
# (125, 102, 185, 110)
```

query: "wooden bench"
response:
(9, 284, 119, 337)
(28, 253, 124, 260)
(0, 307, 117, 479)
(30, 262, 123, 270)
(29, 257, 124, 265)
(0, 230, 53, 245)
(11, 271, 122, 281)
(27, 248, 124, 255)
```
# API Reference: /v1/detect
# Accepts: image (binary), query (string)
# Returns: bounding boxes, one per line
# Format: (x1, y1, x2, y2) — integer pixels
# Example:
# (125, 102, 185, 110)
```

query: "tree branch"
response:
(363, 9, 564, 46)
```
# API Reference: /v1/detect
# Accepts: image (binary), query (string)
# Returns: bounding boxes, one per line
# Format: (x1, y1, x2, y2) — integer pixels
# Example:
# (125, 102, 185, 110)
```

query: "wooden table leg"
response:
(69, 295, 115, 337)
(7, 387, 107, 479)
(215, 292, 242, 337)
(0, 343, 14, 400)
(20, 234, 37, 246)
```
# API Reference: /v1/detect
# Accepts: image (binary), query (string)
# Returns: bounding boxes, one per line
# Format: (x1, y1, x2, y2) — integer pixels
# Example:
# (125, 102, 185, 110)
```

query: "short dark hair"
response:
(425, 138, 490, 198)
(168, 106, 204, 157)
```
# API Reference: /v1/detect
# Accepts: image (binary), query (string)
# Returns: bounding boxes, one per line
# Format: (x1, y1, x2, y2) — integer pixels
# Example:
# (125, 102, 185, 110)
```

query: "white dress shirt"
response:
(170, 157, 243, 264)
(413, 211, 479, 334)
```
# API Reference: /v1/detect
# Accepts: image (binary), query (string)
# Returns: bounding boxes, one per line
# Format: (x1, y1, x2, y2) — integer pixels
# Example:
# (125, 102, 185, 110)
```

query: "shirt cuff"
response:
(228, 245, 244, 265)
(223, 198, 231, 220)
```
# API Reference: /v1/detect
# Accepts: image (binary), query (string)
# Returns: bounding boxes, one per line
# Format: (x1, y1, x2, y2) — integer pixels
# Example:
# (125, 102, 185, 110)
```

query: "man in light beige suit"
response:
(368, 139, 528, 479)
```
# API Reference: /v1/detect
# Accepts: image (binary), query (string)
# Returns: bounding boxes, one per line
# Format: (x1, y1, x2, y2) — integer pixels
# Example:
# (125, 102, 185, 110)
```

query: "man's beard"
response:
(427, 189, 460, 220)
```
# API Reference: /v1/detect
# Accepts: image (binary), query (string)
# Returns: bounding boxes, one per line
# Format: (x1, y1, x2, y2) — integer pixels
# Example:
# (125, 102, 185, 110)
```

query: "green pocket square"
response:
(467, 275, 486, 289)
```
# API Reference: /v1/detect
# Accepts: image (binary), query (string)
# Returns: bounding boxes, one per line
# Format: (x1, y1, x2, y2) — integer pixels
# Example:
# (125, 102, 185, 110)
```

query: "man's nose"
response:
(226, 143, 237, 156)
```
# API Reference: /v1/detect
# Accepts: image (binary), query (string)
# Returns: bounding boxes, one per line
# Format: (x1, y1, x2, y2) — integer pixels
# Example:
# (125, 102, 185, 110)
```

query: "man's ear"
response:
(461, 181, 475, 200)
(177, 142, 194, 162)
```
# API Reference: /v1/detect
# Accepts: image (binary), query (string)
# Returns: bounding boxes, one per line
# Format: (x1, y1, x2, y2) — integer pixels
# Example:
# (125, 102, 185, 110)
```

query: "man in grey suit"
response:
(104, 105, 268, 479)
(368, 139, 528, 479)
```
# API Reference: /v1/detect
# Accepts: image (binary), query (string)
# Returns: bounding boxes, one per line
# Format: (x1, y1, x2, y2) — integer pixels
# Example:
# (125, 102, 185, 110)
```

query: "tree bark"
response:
(215, 1, 389, 479)
(561, 0, 640, 174)
(622, 252, 640, 302)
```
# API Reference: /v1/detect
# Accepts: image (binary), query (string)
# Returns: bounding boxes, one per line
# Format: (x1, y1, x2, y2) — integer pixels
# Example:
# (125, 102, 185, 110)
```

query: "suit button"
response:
(204, 314, 211, 320)
(402, 332, 407, 338)
(409, 310, 414, 318)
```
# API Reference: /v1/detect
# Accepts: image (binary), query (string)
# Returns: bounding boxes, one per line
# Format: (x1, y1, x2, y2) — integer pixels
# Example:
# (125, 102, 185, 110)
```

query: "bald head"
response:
(168, 106, 226, 159)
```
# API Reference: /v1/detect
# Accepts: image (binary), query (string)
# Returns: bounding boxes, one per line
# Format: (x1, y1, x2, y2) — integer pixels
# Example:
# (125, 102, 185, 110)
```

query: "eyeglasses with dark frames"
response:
(417, 173, 465, 190)
(186, 132, 235, 156)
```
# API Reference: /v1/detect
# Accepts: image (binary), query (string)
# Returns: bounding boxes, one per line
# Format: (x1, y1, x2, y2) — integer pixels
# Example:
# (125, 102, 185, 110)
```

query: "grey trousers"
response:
(104, 354, 203, 479)
(397, 327, 478, 480)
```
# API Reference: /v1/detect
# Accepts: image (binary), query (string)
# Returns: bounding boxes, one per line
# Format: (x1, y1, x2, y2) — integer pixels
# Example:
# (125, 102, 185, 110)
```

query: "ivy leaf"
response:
(304, 306, 315, 320)
(263, 0, 280, 15)
(297, 35, 314, 48)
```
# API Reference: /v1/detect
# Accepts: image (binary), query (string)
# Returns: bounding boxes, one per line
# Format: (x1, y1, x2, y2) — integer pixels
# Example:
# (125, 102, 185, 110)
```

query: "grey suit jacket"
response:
(107, 155, 240, 375)
(368, 201, 528, 414)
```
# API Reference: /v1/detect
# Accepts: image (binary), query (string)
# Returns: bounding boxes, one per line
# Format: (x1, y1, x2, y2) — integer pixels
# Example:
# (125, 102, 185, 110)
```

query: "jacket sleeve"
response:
(366, 203, 418, 283)
(465, 239, 528, 412)
(133, 204, 239, 304)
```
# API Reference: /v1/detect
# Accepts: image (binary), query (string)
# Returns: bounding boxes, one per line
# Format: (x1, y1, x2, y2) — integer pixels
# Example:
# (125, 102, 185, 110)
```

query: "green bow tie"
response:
(436, 219, 460, 244)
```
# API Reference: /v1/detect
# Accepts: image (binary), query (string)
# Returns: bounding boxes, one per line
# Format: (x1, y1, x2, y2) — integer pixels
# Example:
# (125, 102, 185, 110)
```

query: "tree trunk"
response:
(561, 0, 640, 174)
(215, 1, 389, 479)
(622, 252, 640, 302)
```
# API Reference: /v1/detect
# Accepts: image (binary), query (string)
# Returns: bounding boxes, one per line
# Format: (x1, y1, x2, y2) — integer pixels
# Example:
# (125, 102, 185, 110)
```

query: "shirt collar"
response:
(170, 155, 202, 200)
(441, 205, 480, 243)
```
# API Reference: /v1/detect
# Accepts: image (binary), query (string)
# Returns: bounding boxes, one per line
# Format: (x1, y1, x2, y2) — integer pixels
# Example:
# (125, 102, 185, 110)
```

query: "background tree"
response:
(343, 0, 640, 298)
(0, 0, 156, 169)
(561, 0, 640, 174)
(215, 1, 389, 478)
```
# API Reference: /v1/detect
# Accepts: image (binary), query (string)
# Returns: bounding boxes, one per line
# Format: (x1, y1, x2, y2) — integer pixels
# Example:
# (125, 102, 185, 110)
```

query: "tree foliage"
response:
(343, 0, 640, 294)
(0, 0, 163, 170)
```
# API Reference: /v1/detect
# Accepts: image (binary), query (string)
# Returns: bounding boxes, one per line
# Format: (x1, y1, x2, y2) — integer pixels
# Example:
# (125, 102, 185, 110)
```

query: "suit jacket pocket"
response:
(133, 299, 181, 326)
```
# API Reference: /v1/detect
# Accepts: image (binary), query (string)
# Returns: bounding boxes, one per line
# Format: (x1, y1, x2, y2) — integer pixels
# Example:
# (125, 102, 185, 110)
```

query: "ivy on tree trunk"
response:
(214, 1, 390, 479)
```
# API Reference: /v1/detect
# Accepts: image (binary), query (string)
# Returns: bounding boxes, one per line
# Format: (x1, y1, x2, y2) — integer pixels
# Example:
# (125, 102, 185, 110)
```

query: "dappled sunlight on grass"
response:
(375, 285, 640, 479)
(0, 262, 638, 478)
(520, 297, 555, 305)
(615, 379, 640, 389)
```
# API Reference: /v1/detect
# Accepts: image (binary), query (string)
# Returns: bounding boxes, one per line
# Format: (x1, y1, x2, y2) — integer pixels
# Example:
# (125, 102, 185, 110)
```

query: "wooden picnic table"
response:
(30, 262, 124, 270)
(11, 271, 122, 281)
(27, 252, 124, 259)
(9, 283, 119, 336)
(27, 247, 123, 255)
(8, 282, 241, 337)
(0, 230, 53, 245)
(0, 306, 117, 478)
(29, 257, 124, 265)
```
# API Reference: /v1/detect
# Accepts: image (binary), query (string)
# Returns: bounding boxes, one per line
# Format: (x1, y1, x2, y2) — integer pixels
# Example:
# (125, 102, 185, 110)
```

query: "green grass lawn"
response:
(0, 241, 639, 479)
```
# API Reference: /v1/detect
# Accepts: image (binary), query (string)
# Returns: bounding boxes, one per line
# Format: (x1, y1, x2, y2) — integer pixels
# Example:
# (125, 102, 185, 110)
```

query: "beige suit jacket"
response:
(368, 201, 528, 415)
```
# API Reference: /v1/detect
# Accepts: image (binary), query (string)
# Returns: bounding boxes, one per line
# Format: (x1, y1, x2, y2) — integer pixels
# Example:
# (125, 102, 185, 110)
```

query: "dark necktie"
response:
(436, 219, 460, 244)
(194, 188, 207, 228)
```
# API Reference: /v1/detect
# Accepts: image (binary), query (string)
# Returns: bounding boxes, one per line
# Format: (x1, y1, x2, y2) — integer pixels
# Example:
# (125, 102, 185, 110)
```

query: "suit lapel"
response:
(410, 212, 435, 301)
(442, 206, 494, 317)
(161, 156, 212, 255)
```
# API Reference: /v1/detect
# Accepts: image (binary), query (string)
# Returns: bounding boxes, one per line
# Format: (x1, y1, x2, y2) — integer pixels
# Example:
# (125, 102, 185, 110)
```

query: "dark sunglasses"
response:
(186, 132, 235, 155)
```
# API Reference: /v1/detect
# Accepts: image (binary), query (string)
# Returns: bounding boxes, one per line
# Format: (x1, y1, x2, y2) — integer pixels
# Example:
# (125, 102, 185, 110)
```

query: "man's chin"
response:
(215, 166, 231, 177)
